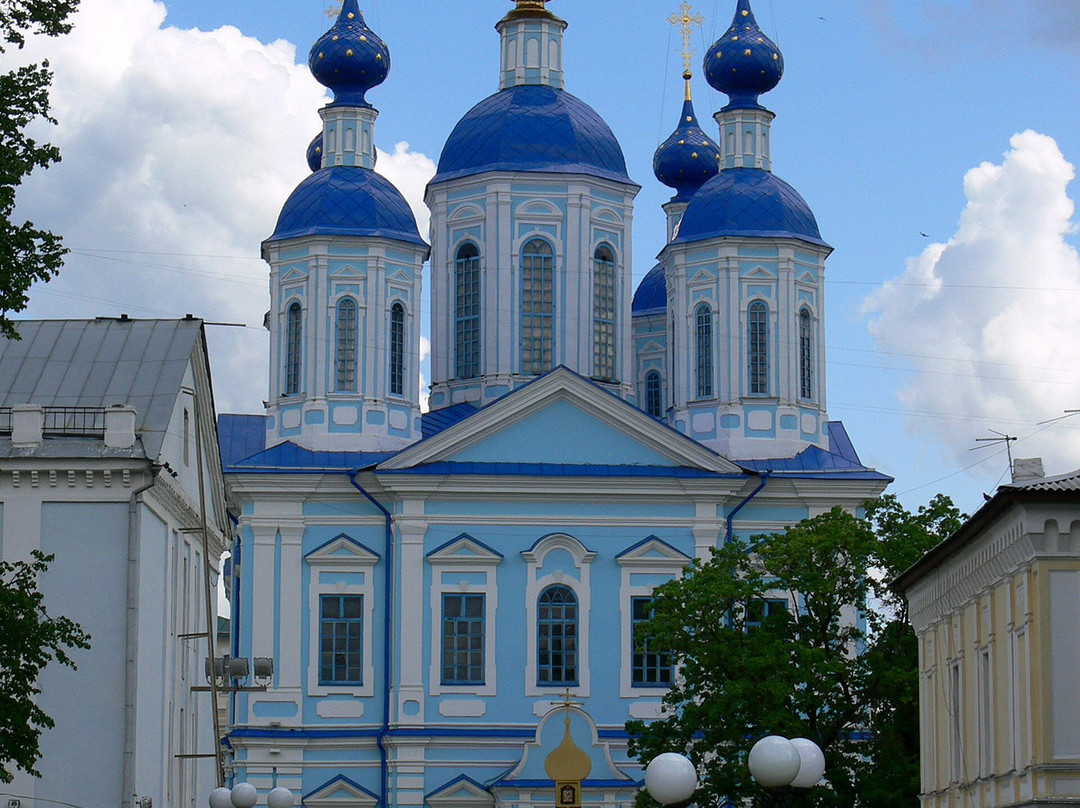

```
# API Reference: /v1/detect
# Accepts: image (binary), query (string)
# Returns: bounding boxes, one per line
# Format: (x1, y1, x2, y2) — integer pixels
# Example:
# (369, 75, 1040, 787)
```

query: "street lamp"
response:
(643, 736, 825, 806)
(208, 783, 294, 808)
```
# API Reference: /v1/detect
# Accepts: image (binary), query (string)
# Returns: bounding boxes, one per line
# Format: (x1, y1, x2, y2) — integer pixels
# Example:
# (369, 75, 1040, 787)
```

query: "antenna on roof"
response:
(971, 430, 1017, 480)
(1037, 409, 1080, 426)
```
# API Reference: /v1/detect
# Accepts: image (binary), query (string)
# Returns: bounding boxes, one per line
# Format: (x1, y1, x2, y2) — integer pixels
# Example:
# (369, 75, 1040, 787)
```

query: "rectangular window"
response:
(745, 598, 788, 630)
(631, 596, 672, 687)
(320, 594, 363, 685)
(950, 662, 962, 781)
(442, 593, 485, 685)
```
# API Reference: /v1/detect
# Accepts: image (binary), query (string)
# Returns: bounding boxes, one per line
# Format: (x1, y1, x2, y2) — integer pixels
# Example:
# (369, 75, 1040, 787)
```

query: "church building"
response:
(219, 1, 890, 805)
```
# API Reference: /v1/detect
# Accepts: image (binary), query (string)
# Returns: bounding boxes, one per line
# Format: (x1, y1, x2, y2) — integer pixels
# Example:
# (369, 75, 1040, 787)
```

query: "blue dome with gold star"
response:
(306, 133, 323, 172)
(654, 83, 721, 203)
(430, 85, 632, 186)
(704, 0, 783, 109)
(309, 0, 390, 107)
(632, 263, 667, 316)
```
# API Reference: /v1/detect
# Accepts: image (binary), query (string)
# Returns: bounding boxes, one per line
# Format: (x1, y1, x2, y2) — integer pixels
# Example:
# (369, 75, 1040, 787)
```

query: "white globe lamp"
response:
(267, 787, 296, 808)
(208, 788, 234, 808)
(747, 736, 801, 789)
(789, 738, 826, 790)
(229, 783, 258, 808)
(644, 752, 698, 805)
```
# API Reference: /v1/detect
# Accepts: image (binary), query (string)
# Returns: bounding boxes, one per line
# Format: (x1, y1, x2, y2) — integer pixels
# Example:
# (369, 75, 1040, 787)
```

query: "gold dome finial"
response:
(505, 0, 557, 20)
(544, 690, 593, 783)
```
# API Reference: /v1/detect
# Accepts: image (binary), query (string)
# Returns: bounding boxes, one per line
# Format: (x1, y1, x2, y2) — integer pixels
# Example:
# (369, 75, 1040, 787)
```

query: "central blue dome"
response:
(674, 168, 829, 248)
(430, 85, 632, 186)
(267, 166, 427, 248)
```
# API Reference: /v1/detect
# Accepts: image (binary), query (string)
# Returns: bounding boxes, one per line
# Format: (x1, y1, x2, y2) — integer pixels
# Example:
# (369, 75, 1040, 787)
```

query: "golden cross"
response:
(325, 3, 342, 21)
(668, 2, 705, 75)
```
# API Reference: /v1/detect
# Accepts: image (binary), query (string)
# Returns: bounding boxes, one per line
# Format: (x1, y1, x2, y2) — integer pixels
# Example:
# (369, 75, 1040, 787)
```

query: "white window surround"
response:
(522, 533, 596, 698)
(305, 534, 379, 698)
(616, 536, 691, 698)
(427, 534, 502, 697)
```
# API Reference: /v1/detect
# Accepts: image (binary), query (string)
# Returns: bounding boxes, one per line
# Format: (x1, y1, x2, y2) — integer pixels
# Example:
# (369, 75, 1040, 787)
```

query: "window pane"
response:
(646, 371, 662, 418)
(593, 246, 616, 382)
(696, 305, 713, 398)
(521, 239, 554, 375)
(441, 593, 485, 685)
(799, 308, 813, 400)
(285, 302, 302, 396)
(537, 586, 578, 686)
(390, 303, 405, 396)
(335, 298, 358, 392)
(749, 301, 768, 395)
(631, 596, 673, 687)
(319, 594, 363, 685)
(455, 244, 482, 380)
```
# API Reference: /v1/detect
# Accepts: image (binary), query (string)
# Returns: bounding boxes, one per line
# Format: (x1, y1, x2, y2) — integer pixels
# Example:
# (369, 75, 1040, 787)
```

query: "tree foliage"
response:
(0, 0, 79, 339)
(0, 550, 89, 782)
(627, 494, 962, 808)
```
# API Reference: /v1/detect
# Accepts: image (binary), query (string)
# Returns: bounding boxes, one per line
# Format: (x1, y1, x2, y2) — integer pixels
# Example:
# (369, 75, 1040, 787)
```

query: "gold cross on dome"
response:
(668, 2, 705, 75)
(325, 4, 342, 21)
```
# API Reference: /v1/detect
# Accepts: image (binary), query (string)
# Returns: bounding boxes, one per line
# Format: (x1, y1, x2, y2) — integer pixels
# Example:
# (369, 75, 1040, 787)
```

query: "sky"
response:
(9, 0, 1080, 517)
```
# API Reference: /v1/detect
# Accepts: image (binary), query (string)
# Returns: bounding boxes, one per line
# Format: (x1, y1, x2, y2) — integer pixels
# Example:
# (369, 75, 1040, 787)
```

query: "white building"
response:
(0, 317, 228, 808)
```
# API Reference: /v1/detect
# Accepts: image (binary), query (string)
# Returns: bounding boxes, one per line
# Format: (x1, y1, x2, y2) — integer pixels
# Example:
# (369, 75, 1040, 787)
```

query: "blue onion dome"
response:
(306, 133, 323, 172)
(308, 0, 390, 107)
(267, 166, 427, 249)
(673, 168, 829, 248)
(430, 85, 632, 186)
(704, 0, 783, 109)
(632, 263, 667, 316)
(653, 76, 721, 202)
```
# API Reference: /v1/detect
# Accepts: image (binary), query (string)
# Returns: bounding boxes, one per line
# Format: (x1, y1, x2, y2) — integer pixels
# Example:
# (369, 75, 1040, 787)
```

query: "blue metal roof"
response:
(737, 422, 892, 481)
(632, 263, 666, 316)
(267, 166, 427, 247)
(674, 168, 828, 248)
(430, 85, 633, 186)
(230, 441, 395, 471)
(421, 401, 479, 439)
(218, 413, 268, 469)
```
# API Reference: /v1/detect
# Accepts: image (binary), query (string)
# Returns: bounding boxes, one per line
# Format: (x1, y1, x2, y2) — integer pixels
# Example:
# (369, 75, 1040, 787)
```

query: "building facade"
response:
(220, 2, 890, 806)
(0, 317, 229, 808)
(897, 460, 1080, 808)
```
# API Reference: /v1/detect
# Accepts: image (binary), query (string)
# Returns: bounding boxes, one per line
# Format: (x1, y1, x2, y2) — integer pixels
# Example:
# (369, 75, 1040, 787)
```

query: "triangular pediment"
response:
(306, 534, 380, 566)
(638, 339, 665, 356)
(427, 534, 503, 566)
(796, 269, 817, 286)
(281, 267, 306, 283)
(616, 536, 692, 569)
(427, 776, 494, 808)
(387, 269, 412, 284)
(330, 265, 363, 278)
(689, 267, 717, 285)
(744, 265, 776, 280)
(305, 775, 378, 807)
(381, 368, 742, 474)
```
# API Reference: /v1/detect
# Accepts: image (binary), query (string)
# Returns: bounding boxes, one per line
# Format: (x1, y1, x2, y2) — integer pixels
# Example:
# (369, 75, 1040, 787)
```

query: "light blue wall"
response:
(39, 502, 128, 807)
(451, 400, 675, 466)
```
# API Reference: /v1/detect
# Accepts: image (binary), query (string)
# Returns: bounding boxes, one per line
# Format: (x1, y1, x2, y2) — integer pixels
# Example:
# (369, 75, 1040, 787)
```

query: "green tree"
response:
(627, 494, 962, 808)
(0, 0, 79, 339)
(0, 551, 90, 782)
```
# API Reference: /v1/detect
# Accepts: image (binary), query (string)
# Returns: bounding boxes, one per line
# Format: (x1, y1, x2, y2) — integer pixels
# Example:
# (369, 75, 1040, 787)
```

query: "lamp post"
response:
(643, 736, 825, 807)
(208, 783, 294, 808)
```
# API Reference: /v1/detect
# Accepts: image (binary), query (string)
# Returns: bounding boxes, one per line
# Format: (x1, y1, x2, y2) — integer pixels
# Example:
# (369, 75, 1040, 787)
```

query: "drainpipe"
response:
(726, 472, 769, 543)
(348, 471, 394, 808)
(227, 509, 241, 762)
(123, 462, 161, 808)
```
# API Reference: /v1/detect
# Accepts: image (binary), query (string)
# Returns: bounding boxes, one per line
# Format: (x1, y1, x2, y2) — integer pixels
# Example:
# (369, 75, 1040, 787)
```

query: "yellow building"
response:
(896, 460, 1080, 808)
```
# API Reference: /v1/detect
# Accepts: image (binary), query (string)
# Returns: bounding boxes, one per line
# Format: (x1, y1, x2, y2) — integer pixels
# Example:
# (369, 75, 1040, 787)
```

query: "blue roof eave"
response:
(428, 163, 640, 189)
(670, 228, 832, 251)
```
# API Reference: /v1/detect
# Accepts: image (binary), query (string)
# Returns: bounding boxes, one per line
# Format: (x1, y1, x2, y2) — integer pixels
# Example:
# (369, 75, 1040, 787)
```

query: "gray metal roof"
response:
(1001, 468, 1080, 493)
(0, 318, 204, 460)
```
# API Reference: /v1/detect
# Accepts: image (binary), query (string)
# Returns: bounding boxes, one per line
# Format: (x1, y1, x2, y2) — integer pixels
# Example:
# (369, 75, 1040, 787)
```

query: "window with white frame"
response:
(335, 297, 358, 392)
(521, 238, 554, 374)
(427, 535, 501, 697)
(285, 301, 303, 396)
(616, 536, 691, 698)
(522, 534, 595, 697)
(593, 244, 616, 382)
(305, 535, 378, 697)
(389, 302, 405, 397)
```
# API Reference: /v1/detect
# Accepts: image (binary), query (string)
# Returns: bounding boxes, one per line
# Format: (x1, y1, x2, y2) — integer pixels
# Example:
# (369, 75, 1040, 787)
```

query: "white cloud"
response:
(863, 130, 1080, 477)
(15, 0, 435, 415)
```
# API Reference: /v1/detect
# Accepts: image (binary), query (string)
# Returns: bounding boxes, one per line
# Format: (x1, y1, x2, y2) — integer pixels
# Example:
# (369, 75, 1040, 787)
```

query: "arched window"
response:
(593, 245, 616, 382)
(799, 308, 813, 400)
(645, 371, 663, 418)
(521, 238, 554, 375)
(537, 585, 578, 686)
(455, 243, 481, 380)
(389, 302, 405, 397)
(696, 304, 713, 398)
(335, 297, 358, 392)
(285, 301, 302, 396)
(748, 301, 768, 395)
